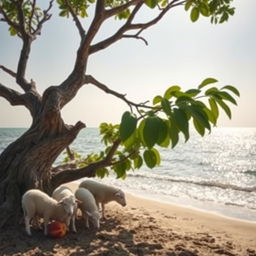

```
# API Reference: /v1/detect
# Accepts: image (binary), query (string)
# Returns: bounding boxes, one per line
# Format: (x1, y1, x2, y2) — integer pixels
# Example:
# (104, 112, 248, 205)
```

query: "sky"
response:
(0, 0, 255, 128)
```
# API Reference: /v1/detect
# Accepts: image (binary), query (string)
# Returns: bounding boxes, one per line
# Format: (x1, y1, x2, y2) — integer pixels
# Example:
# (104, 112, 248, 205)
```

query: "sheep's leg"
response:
(85, 217, 89, 229)
(71, 214, 77, 232)
(24, 216, 32, 236)
(43, 218, 49, 236)
(101, 203, 106, 219)
(81, 212, 88, 228)
(71, 206, 78, 232)
(65, 216, 71, 231)
(83, 213, 89, 229)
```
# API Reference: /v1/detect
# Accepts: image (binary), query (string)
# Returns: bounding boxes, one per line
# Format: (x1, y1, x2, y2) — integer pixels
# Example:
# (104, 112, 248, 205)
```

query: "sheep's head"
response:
(59, 195, 77, 216)
(86, 210, 100, 229)
(114, 190, 126, 207)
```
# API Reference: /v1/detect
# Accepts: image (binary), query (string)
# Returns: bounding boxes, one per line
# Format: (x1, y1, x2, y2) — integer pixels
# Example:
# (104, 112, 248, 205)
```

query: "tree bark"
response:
(0, 113, 85, 227)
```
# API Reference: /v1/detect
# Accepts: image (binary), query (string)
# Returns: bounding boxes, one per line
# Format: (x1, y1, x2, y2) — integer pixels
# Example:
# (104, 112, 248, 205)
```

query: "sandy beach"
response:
(1, 182, 255, 256)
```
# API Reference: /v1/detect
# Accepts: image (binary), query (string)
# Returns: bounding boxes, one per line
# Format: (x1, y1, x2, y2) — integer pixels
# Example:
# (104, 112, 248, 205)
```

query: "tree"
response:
(0, 0, 238, 227)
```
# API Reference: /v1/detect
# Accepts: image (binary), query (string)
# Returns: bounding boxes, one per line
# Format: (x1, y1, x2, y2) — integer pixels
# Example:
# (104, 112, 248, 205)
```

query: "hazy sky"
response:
(0, 0, 255, 128)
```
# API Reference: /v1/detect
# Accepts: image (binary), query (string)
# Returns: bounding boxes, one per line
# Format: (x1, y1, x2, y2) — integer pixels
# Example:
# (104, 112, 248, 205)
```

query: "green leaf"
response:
(145, 0, 158, 8)
(217, 91, 237, 105)
(169, 119, 179, 148)
(199, 2, 209, 16)
(138, 119, 146, 146)
(193, 118, 205, 136)
(9, 26, 17, 36)
(215, 98, 232, 119)
(199, 78, 218, 89)
(151, 148, 161, 165)
(153, 95, 163, 105)
(189, 105, 211, 131)
(59, 9, 68, 17)
(123, 131, 137, 150)
(185, 89, 201, 97)
(190, 7, 200, 22)
(156, 119, 169, 145)
(158, 134, 170, 147)
(113, 161, 127, 179)
(164, 85, 181, 99)
(143, 149, 157, 168)
(173, 108, 189, 141)
(119, 111, 137, 142)
(204, 107, 217, 125)
(221, 85, 240, 97)
(161, 98, 172, 116)
(133, 155, 143, 169)
(143, 116, 161, 148)
(220, 12, 229, 23)
(96, 168, 109, 178)
(205, 87, 218, 95)
(185, 0, 193, 11)
(208, 98, 219, 120)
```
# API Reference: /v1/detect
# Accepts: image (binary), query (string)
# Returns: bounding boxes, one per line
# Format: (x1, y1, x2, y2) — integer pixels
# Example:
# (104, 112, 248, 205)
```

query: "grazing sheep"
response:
(79, 179, 126, 219)
(22, 189, 76, 236)
(52, 186, 78, 232)
(75, 188, 100, 229)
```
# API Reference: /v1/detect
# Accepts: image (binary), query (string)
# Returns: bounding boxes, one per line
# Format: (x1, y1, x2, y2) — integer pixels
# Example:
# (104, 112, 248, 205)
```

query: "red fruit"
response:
(47, 221, 67, 238)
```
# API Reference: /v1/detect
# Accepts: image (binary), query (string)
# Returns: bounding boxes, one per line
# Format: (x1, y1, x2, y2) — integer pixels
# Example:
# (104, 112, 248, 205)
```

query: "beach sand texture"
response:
(1, 182, 255, 256)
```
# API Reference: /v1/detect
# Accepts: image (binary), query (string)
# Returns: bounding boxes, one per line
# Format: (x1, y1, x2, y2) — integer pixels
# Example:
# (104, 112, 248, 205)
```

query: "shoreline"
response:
(73, 179, 256, 223)
(126, 190, 256, 225)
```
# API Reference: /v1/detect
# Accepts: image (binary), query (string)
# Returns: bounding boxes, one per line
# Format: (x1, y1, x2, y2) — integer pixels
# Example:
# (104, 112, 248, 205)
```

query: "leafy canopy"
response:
(1, 0, 235, 36)
(64, 79, 239, 179)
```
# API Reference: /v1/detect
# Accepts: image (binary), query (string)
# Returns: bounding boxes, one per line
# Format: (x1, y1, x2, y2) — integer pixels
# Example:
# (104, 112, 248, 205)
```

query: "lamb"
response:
(75, 187, 100, 229)
(79, 179, 126, 219)
(22, 189, 76, 236)
(52, 185, 78, 232)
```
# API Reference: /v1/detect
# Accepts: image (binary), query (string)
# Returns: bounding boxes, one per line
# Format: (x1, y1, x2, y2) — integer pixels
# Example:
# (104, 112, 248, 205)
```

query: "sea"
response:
(0, 127, 256, 222)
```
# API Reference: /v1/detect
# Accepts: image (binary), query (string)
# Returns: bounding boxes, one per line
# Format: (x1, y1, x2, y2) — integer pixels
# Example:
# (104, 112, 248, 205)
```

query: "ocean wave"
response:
(127, 173, 256, 193)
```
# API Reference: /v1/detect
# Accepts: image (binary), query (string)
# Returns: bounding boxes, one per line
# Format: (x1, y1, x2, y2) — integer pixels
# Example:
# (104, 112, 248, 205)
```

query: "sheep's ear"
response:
(114, 191, 121, 197)
(86, 211, 92, 217)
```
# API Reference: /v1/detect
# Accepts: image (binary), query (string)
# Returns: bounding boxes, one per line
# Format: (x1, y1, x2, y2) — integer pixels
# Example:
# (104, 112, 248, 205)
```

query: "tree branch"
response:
(28, 0, 36, 34)
(0, 83, 26, 106)
(84, 74, 153, 112)
(0, 65, 17, 78)
(64, 0, 86, 39)
(122, 34, 148, 45)
(32, 0, 53, 37)
(54, 0, 107, 109)
(89, 2, 143, 54)
(73, 0, 106, 71)
(105, 0, 142, 18)
(89, 0, 185, 55)
(50, 139, 121, 189)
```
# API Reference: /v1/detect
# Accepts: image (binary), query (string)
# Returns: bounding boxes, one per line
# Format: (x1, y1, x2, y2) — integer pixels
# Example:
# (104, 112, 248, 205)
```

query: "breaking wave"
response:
(127, 173, 256, 193)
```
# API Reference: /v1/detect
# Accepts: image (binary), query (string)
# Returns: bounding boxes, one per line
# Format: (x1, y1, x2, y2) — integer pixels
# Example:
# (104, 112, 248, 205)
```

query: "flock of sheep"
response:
(22, 179, 127, 236)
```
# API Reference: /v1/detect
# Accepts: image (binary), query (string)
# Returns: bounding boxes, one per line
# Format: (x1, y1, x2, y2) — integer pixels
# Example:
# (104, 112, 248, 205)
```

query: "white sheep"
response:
(75, 187, 100, 229)
(52, 185, 78, 232)
(22, 189, 76, 236)
(79, 179, 126, 219)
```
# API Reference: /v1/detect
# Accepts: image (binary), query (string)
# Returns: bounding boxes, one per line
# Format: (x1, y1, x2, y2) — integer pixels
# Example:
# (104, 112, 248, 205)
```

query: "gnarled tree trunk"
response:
(0, 109, 86, 226)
